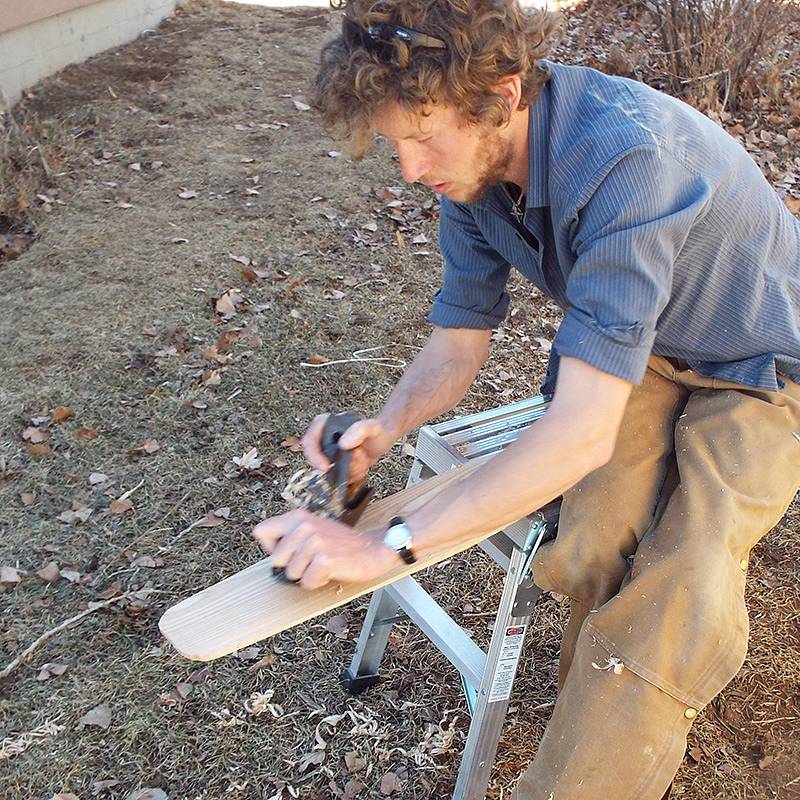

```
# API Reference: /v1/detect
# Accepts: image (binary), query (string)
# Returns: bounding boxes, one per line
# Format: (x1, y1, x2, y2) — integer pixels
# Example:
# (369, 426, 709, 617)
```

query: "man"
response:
(252, 1, 800, 797)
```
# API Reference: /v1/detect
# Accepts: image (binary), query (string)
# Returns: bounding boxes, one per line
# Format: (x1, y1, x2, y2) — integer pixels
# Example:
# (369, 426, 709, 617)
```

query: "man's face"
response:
(372, 102, 513, 203)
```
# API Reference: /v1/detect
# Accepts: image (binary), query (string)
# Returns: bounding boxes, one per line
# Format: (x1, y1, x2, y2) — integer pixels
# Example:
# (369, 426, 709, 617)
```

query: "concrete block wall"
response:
(0, 0, 181, 110)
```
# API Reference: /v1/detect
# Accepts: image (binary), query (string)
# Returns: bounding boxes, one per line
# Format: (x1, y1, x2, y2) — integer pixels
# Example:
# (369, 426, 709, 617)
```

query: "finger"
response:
(300, 553, 332, 589)
(252, 512, 301, 552)
(270, 518, 314, 568)
(338, 418, 383, 451)
(283, 528, 322, 581)
(301, 414, 331, 470)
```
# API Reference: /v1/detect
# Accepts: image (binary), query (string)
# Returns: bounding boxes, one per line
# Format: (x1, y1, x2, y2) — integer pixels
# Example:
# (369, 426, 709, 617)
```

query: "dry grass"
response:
(0, 2, 798, 799)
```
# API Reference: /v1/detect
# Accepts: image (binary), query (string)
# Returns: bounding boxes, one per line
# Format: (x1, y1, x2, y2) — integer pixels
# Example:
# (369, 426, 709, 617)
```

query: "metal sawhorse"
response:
(340, 395, 561, 800)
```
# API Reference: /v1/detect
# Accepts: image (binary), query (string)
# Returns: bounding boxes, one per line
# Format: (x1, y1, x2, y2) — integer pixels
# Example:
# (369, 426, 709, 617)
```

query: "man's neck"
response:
(503, 107, 530, 194)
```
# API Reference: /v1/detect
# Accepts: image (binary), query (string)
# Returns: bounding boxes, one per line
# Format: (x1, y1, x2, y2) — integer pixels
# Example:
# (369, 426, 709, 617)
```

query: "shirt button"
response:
(739, 559, 748, 572)
(684, 707, 698, 720)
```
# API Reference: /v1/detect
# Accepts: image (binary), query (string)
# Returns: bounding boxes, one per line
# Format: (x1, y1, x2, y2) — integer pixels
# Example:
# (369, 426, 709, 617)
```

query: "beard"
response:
(458, 129, 515, 204)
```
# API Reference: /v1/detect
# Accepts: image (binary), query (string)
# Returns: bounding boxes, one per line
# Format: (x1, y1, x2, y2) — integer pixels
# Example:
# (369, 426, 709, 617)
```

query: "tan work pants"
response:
(513, 355, 800, 800)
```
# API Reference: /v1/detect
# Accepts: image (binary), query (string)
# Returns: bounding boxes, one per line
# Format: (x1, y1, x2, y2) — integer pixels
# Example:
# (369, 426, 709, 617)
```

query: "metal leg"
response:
(453, 546, 543, 800)
(340, 587, 403, 694)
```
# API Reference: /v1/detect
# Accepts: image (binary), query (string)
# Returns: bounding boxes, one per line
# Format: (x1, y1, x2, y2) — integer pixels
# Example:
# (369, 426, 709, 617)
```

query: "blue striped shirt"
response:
(429, 62, 800, 391)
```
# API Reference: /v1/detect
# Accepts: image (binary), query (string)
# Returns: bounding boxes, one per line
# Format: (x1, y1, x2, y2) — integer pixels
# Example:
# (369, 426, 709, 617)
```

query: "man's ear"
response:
(495, 75, 524, 123)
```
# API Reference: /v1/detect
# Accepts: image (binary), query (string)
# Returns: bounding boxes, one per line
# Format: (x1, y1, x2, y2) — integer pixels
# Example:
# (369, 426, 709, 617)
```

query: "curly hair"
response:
(312, 0, 563, 158)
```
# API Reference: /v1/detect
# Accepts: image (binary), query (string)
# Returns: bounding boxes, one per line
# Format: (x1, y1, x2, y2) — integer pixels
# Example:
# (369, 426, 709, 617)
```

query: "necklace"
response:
(507, 183, 525, 223)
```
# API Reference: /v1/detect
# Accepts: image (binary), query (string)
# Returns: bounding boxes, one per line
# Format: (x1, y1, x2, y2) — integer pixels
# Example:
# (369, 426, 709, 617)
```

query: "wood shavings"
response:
(0, 719, 64, 761)
(244, 690, 284, 718)
(591, 656, 625, 675)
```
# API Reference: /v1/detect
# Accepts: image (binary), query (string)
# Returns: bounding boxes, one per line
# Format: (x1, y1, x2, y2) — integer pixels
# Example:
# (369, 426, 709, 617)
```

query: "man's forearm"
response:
(404, 409, 606, 559)
(400, 356, 634, 559)
(377, 327, 490, 440)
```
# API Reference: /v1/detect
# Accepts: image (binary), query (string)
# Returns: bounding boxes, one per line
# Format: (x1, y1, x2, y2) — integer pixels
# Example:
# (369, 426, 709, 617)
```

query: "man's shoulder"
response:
(542, 62, 742, 207)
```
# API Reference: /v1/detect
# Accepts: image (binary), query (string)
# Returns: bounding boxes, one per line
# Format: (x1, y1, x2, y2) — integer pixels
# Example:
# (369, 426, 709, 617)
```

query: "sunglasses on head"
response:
(342, 16, 447, 61)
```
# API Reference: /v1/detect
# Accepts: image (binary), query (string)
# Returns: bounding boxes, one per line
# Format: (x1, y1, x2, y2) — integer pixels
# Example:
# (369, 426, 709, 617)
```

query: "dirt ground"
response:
(1, 2, 799, 799)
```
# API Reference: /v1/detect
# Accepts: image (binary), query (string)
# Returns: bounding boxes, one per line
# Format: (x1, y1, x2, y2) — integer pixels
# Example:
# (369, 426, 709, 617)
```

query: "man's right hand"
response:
(301, 414, 396, 485)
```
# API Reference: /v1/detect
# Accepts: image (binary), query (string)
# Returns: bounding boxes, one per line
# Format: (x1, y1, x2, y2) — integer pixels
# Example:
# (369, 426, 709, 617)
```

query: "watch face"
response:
(384, 523, 411, 550)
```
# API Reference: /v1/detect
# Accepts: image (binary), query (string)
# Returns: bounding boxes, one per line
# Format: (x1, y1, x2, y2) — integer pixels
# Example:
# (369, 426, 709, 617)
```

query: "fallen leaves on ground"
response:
(1, 566, 22, 587)
(36, 562, 62, 583)
(37, 663, 68, 681)
(76, 704, 112, 731)
(131, 438, 160, 455)
(52, 406, 74, 423)
(195, 507, 231, 528)
(110, 497, 134, 515)
(231, 447, 262, 470)
(126, 789, 168, 800)
(22, 426, 49, 443)
(215, 290, 243, 317)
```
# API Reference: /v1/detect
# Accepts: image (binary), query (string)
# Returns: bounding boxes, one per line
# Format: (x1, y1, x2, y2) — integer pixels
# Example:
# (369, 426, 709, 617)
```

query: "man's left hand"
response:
(252, 509, 396, 589)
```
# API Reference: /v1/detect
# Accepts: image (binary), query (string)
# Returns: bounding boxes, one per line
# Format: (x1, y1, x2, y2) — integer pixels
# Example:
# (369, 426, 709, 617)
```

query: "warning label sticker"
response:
(488, 624, 528, 703)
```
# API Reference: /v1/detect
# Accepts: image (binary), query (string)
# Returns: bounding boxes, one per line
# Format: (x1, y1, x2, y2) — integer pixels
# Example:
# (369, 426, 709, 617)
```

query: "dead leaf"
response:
(759, 754, 775, 770)
(91, 779, 120, 795)
(271, 454, 289, 468)
(344, 752, 367, 773)
(195, 508, 231, 528)
(58, 507, 93, 524)
(78, 427, 99, 440)
(379, 771, 401, 795)
(37, 562, 62, 582)
(232, 447, 262, 470)
(344, 780, 364, 800)
(60, 569, 82, 583)
(77, 703, 112, 731)
(216, 330, 240, 353)
(135, 438, 160, 455)
(20, 492, 35, 506)
(283, 276, 303, 300)
(233, 645, 262, 661)
(202, 369, 222, 386)
(228, 253, 251, 266)
(37, 662, 68, 681)
(785, 196, 800, 216)
(52, 406, 74, 423)
(131, 555, 158, 568)
(89, 472, 109, 485)
(241, 266, 259, 283)
(240, 322, 262, 348)
(325, 614, 349, 637)
(1, 566, 22, 585)
(27, 443, 51, 457)
(110, 498, 134, 515)
(688, 746, 703, 763)
(215, 290, 243, 317)
(534, 337, 552, 353)
(281, 436, 302, 453)
(178, 190, 197, 199)
(305, 354, 329, 365)
(292, 98, 311, 112)
(126, 790, 168, 800)
(22, 426, 49, 443)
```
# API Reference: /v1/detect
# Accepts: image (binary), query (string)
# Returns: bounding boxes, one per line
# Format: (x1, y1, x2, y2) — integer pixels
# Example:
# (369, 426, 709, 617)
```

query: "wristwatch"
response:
(383, 516, 417, 565)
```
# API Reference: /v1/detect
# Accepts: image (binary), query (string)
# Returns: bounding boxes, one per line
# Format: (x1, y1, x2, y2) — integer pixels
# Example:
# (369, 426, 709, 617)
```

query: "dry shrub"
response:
(641, 0, 797, 112)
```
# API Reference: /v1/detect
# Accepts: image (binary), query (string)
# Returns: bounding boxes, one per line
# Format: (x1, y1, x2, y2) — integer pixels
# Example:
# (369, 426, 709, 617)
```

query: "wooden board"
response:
(159, 458, 502, 661)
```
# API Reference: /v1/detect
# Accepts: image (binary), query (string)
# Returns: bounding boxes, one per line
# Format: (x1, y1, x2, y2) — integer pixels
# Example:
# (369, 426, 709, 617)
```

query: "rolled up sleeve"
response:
(554, 146, 712, 383)
(428, 197, 511, 329)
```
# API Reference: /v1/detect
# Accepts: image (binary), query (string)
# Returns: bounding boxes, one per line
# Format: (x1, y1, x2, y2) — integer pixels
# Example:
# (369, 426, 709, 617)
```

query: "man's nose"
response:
(396, 142, 430, 184)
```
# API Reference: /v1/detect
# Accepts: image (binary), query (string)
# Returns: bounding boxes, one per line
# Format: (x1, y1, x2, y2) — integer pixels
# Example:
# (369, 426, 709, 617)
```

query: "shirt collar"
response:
(525, 75, 550, 209)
